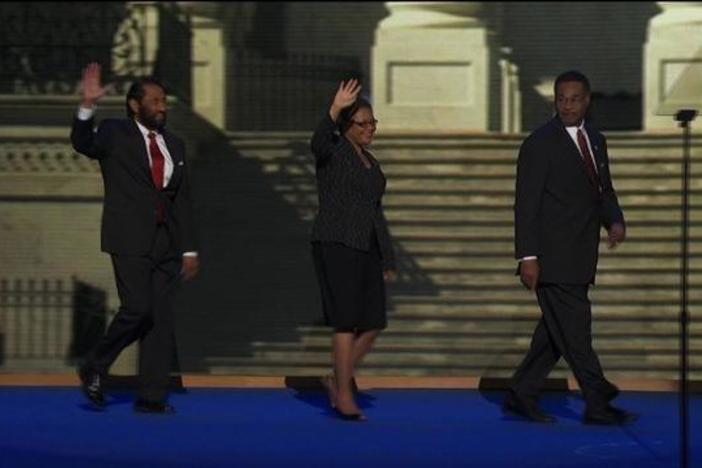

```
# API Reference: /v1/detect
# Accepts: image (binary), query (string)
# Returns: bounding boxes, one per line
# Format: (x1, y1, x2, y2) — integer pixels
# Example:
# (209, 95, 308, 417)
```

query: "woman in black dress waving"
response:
(310, 79, 397, 421)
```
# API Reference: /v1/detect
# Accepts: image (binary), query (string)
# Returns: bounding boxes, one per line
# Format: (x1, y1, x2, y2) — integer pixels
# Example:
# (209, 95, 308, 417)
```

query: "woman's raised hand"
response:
(329, 79, 361, 121)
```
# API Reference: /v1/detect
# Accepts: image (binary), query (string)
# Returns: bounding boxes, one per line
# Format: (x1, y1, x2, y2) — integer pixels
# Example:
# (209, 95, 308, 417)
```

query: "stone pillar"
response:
(644, 2, 702, 131)
(499, 47, 521, 134)
(372, 2, 496, 132)
(179, 2, 227, 129)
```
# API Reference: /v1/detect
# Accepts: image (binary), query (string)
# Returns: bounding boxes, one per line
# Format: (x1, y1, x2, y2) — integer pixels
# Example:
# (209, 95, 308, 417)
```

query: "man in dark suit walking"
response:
(71, 63, 199, 414)
(504, 70, 637, 425)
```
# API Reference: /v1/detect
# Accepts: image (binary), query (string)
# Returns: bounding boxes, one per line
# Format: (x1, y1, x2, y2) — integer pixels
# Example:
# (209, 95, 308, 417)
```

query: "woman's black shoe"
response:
(333, 407, 367, 422)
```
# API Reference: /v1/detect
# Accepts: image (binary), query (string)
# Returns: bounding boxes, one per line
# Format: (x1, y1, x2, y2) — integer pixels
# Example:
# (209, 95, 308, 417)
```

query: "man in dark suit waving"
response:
(71, 63, 199, 414)
(504, 70, 637, 425)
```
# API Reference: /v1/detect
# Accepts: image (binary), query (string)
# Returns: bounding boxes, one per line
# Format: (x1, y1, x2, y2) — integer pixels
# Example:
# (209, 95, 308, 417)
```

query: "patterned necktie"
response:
(576, 129, 600, 193)
(148, 132, 166, 222)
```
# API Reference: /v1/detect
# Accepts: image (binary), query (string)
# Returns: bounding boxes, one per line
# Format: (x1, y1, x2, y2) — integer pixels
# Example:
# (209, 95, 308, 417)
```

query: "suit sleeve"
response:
(375, 202, 396, 271)
(70, 117, 110, 160)
(310, 113, 339, 165)
(598, 137, 625, 229)
(514, 138, 548, 259)
(173, 140, 199, 253)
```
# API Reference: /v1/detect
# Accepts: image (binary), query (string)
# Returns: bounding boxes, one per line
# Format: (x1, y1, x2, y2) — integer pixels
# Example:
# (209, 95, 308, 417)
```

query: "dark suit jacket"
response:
(310, 114, 396, 270)
(514, 117, 624, 284)
(71, 117, 198, 256)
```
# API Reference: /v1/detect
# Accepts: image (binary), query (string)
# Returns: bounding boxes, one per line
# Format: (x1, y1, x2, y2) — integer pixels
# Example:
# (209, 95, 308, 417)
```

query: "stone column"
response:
(644, 2, 702, 131)
(178, 2, 227, 129)
(372, 2, 496, 132)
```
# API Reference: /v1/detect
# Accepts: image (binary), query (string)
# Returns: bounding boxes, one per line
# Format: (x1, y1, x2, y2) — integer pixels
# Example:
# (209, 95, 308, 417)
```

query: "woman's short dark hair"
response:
(125, 77, 166, 117)
(554, 70, 591, 95)
(337, 96, 373, 134)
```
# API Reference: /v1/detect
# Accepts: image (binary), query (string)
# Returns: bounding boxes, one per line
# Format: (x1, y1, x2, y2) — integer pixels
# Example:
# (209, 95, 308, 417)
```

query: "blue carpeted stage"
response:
(0, 387, 699, 467)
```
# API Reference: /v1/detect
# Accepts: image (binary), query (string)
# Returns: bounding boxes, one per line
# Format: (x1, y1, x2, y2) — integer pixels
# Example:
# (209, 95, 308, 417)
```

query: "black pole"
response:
(675, 108, 696, 468)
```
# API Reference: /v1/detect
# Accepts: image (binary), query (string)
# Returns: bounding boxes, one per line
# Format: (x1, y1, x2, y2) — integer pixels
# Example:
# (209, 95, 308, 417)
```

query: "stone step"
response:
(405, 256, 702, 270)
(375, 162, 701, 178)
(233, 134, 696, 160)
(388, 224, 702, 239)
(204, 363, 693, 380)
(246, 149, 695, 165)
(388, 290, 702, 304)
(300, 319, 702, 335)
(272, 177, 702, 194)
(395, 239, 702, 255)
(387, 302, 688, 319)
(278, 188, 700, 206)
(385, 209, 700, 224)
(210, 349, 702, 372)
(397, 272, 702, 289)
(250, 337, 702, 354)
(383, 192, 702, 206)
(382, 319, 702, 336)
(259, 160, 702, 179)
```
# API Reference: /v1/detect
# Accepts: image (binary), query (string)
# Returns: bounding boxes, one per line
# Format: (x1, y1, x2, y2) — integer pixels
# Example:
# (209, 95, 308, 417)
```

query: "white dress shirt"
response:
(564, 121, 598, 174)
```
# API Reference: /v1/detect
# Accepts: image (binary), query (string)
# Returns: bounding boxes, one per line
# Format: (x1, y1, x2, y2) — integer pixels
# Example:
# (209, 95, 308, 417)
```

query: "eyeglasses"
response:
(351, 118, 378, 129)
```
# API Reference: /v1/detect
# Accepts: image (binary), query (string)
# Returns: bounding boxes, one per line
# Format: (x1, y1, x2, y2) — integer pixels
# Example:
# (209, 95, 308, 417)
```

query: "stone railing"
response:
(0, 277, 109, 370)
(0, 140, 98, 174)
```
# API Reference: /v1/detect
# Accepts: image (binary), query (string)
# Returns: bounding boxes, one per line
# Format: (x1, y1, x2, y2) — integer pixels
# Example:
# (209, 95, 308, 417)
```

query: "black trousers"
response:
(509, 283, 618, 411)
(88, 225, 182, 402)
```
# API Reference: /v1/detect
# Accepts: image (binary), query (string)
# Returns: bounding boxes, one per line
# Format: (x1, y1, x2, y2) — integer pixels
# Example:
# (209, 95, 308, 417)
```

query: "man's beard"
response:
(140, 112, 166, 131)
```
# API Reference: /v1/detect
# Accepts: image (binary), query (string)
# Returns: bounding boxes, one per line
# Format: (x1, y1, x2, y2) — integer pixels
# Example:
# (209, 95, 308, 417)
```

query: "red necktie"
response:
(148, 132, 166, 222)
(576, 129, 600, 193)
(148, 132, 165, 189)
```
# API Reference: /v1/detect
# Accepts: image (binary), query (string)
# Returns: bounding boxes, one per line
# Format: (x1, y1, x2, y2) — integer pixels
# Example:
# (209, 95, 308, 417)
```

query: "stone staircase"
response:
(205, 132, 702, 379)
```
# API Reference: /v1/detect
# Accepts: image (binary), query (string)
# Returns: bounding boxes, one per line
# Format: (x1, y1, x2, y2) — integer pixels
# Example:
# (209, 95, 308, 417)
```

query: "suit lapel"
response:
(163, 130, 182, 189)
(584, 124, 606, 174)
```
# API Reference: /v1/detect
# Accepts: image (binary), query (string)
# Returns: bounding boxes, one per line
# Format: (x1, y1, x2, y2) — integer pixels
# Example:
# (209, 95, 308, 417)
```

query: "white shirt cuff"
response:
(77, 106, 96, 121)
(182, 252, 198, 257)
(519, 256, 537, 262)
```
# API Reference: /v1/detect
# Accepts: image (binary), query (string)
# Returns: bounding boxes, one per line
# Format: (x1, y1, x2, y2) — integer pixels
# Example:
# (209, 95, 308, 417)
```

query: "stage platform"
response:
(0, 376, 700, 467)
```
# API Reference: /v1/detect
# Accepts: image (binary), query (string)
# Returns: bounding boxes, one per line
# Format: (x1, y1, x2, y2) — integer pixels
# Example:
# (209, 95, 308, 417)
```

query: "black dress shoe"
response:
(503, 394, 556, 423)
(606, 405, 638, 423)
(583, 405, 637, 425)
(604, 385, 620, 402)
(78, 366, 106, 409)
(134, 399, 176, 414)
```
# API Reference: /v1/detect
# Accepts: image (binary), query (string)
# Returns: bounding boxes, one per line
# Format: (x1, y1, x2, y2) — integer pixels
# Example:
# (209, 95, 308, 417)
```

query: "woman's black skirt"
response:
(311, 241, 387, 331)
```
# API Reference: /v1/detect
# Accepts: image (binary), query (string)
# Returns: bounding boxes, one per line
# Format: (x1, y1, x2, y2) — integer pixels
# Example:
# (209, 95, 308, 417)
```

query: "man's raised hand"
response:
(80, 62, 113, 108)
